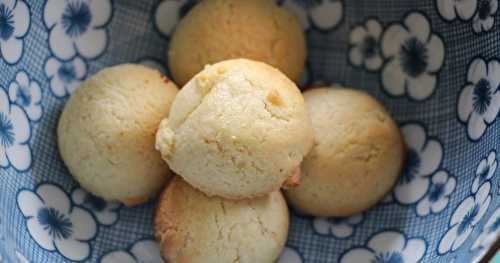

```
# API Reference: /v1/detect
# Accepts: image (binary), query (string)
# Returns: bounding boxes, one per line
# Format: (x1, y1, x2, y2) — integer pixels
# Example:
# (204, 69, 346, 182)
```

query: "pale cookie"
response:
(155, 59, 314, 199)
(154, 177, 289, 263)
(285, 87, 405, 216)
(58, 64, 179, 206)
(168, 0, 306, 86)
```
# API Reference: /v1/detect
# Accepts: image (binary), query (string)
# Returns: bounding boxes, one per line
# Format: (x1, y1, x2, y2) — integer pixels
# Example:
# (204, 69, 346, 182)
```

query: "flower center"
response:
(83, 193, 107, 212)
(0, 112, 14, 148)
(478, 163, 491, 181)
(488, 217, 500, 233)
(428, 182, 446, 202)
(0, 3, 14, 41)
(400, 149, 421, 184)
(473, 79, 492, 115)
(399, 37, 428, 78)
(37, 207, 73, 240)
(458, 203, 480, 235)
(15, 86, 31, 107)
(478, 0, 492, 20)
(61, 1, 92, 38)
(372, 252, 404, 263)
(360, 36, 378, 59)
(58, 63, 77, 83)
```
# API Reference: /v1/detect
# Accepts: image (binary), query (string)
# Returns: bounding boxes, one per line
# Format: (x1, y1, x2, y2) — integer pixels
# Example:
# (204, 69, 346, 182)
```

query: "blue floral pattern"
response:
(437, 0, 499, 34)
(0, 0, 29, 64)
(71, 187, 121, 226)
(470, 207, 500, 253)
(100, 239, 164, 263)
(416, 171, 456, 216)
(472, 150, 498, 193)
(8, 71, 42, 122)
(44, 0, 112, 60)
(349, 19, 383, 72)
(154, 0, 196, 38)
(339, 231, 426, 263)
(312, 213, 364, 238)
(277, 247, 303, 263)
(17, 183, 97, 261)
(0, 86, 31, 171)
(280, 0, 343, 31)
(44, 56, 87, 98)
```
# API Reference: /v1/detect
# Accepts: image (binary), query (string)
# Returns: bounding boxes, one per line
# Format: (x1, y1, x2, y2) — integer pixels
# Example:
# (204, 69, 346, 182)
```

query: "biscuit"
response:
(58, 64, 179, 206)
(155, 59, 314, 199)
(168, 0, 306, 86)
(154, 177, 289, 263)
(285, 87, 405, 216)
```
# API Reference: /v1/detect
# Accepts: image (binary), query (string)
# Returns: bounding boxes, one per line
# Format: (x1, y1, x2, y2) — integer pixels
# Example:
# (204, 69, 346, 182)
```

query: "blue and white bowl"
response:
(1, 0, 499, 262)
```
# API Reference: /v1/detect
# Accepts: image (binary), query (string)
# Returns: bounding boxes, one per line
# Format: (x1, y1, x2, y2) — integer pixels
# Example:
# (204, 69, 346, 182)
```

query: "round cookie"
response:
(285, 87, 405, 216)
(155, 176, 289, 263)
(58, 64, 179, 206)
(155, 59, 314, 199)
(168, 0, 306, 86)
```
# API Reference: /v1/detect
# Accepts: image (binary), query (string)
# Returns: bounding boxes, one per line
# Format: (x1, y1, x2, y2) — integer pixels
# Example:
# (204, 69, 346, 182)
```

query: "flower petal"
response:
(426, 35, 445, 72)
(487, 60, 500, 91)
(37, 184, 71, 214)
(54, 238, 90, 261)
(443, 176, 456, 196)
(68, 207, 96, 241)
(71, 188, 86, 205)
(473, 195, 491, 225)
(44, 58, 60, 77)
(419, 140, 443, 176)
(432, 170, 448, 184)
(402, 124, 426, 154)
(75, 29, 107, 59)
(407, 73, 436, 100)
(468, 111, 487, 140)
(348, 47, 363, 66)
(0, 146, 8, 167)
(472, 177, 481, 194)
(309, 1, 343, 30)
(468, 58, 487, 84)
(340, 248, 376, 263)
(438, 225, 458, 254)
(154, 0, 183, 37)
(0, 88, 9, 113)
(330, 223, 353, 238)
(453, 226, 472, 251)
(437, 0, 459, 20)
(416, 197, 431, 216)
(30, 81, 42, 104)
(27, 218, 55, 251)
(6, 142, 31, 171)
(277, 247, 302, 263)
(43, 0, 66, 27)
(382, 25, 409, 57)
(89, 0, 112, 27)
(405, 13, 430, 42)
(281, 0, 309, 29)
(402, 238, 426, 263)
(8, 82, 19, 102)
(49, 24, 76, 60)
(350, 26, 368, 45)
(10, 105, 30, 143)
(395, 176, 429, 204)
(0, 36, 23, 64)
(492, 0, 499, 13)
(455, 0, 478, 20)
(95, 210, 118, 225)
(130, 240, 164, 263)
(365, 55, 383, 71)
(100, 251, 136, 263)
(17, 190, 44, 218)
(347, 214, 363, 224)
(12, 0, 30, 37)
(312, 218, 330, 235)
(382, 59, 406, 96)
(458, 84, 474, 122)
(15, 72, 29, 88)
(482, 17, 495, 32)
(25, 105, 42, 121)
(366, 19, 382, 39)
(368, 231, 406, 253)
(484, 92, 500, 123)
(49, 77, 67, 98)
(431, 196, 449, 213)
(452, 197, 475, 225)
(73, 57, 87, 79)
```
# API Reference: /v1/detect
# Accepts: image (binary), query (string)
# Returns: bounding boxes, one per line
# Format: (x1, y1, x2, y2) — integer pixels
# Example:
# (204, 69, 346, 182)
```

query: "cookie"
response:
(155, 59, 314, 199)
(154, 177, 289, 263)
(168, 0, 306, 86)
(285, 87, 405, 216)
(58, 64, 179, 206)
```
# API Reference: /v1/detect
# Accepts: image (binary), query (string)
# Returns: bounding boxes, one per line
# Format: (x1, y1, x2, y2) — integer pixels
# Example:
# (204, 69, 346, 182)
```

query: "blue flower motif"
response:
(277, 247, 303, 263)
(8, 71, 42, 122)
(472, 150, 497, 193)
(437, 0, 477, 21)
(339, 231, 426, 263)
(17, 183, 97, 261)
(392, 123, 443, 205)
(0, 86, 31, 171)
(472, 0, 498, 33)
(438, 182, 492, 254)
(44, 0, 112, 60)
(71, 187, 121, 226)
(154, 0, 197, 38)
(416, 171, 456, 216)
(458, 58, 500, 141)
(349, 19, 384, 71)
(45, 56, 87, 98)
(381, 12, 445, 101)
(100, 239, 164, 263)
(471, 207, 500, 252)
(280, 0, 343, 31)
(0, 0, 29, 64)
(312, 213, 364, 238)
